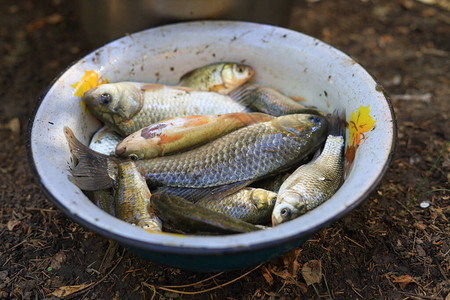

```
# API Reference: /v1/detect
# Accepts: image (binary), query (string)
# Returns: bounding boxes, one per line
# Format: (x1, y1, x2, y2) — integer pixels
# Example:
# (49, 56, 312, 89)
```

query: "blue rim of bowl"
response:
(26, 20, 397, 257)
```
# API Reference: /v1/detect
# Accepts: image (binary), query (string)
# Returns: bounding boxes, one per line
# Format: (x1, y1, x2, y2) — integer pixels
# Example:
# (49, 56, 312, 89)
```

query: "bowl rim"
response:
(26, 20, 397, 256)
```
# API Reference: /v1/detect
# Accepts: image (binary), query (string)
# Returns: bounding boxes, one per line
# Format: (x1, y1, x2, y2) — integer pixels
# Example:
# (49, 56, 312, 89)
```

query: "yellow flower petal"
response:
(348, 105, 376, 147)
(71, 70, 108, 98)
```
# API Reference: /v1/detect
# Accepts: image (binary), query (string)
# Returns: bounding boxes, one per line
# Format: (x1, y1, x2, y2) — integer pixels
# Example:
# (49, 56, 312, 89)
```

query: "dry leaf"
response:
(301, 260, 322, 286)
(0, 118, 20, 135)
(268, 265, 297, 284)
(282, 248, 302, 276)
(50, 250, 67, 270)
(261, 265, 274, 286)
(430, 207, 448, 222)
(7, 219, 20, 231)
(50, 283, 94, 297)
(391, 274, 416, 289)
(26, 13, 63, 32)
(413, 221, 427, 231)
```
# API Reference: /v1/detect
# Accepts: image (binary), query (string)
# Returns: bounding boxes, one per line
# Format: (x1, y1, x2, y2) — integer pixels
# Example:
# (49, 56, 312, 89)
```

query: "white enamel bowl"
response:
(27, 21, 396, 271)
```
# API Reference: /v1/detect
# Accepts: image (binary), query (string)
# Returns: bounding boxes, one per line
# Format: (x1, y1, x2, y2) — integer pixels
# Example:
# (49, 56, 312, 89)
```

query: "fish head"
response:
(115, 132, 160, 160)
(272, 191, 308, 226)
(251, 188, 278, 210)
(273, 114, 328, 137)
(222, 63, 254, 92)
(83, 82, 144, 127)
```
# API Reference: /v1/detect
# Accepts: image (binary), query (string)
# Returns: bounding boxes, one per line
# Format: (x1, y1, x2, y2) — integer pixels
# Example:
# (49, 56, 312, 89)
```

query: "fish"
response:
(229, 84, 322, 117)
(83, 82, 249, 136)
(271, 111, 346, 226)
(115, 112, 273, 159)
(178, 62, 254, 94)
(89, 125, 122, 156)
(68, 114, 328, 194)
(114, 160, 162, 232)
(196, 188, 277, 224)
(64, 127, 162, 232)
(150, 193, 261, 234)
(137, 113, 328, 189)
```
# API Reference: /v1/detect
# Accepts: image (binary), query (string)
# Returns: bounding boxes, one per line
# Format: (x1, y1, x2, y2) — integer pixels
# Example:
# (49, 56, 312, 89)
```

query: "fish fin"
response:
(140, 83, 165, 92)
(171, 85, 197, 93)
(64, 127, 116, 191)
(155, 180, 254, 203)
(227, 83, 258, 108)
(326, 109, 347, 138)
(290, 96, 306, 102)
(178, 68, 196, 82)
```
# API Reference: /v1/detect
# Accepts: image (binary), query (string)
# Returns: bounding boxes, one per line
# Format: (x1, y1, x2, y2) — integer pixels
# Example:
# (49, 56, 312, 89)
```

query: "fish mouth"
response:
(271, 214, 281, 227)
(115, 144, 126, 156)
(82, 87, 98, 103)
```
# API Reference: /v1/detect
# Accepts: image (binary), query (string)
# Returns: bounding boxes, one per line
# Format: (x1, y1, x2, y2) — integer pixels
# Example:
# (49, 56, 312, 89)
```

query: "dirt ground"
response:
(1, 0, 449, 299)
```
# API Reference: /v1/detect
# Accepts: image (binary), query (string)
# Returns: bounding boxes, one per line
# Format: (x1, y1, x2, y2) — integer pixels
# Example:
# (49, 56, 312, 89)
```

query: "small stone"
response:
(420, 201, 430, 208)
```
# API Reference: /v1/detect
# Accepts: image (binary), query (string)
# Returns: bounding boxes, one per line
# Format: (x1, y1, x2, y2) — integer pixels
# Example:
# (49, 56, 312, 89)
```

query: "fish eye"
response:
(237, 66, 244, 73)
(309, 116, 321, 123)
(280, 207, 292, 219)
(129, 154, 139, 160)
(100, 93, 112, 104)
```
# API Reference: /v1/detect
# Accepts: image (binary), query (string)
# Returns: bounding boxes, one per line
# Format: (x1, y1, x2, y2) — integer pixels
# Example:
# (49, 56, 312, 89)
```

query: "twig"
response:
(163, 272, 224, 288)
(344, 236, 365, 249)
(399, 291, 443, 300)
(391, 93, 432, 103)
(67, 248, 126, 299)
(143, 264, 261, 295)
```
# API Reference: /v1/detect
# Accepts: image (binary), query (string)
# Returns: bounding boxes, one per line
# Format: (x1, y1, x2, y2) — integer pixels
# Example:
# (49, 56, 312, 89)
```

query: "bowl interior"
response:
(29, 21, 395, 253)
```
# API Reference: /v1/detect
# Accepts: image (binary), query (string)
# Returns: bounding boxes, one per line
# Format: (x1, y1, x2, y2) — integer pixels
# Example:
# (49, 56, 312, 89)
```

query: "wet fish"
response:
(150, 193, 261, 234)
(196, 188, 277, 224)
(89, 125, 122, 156)
(115, 112, 273, 159)
(272, 111, 346, 226)
(68, 114, 328, 193)
(83, 82, 249, 136)
(179, 62, 254, 94)
(64, 127, 161, 232)
(114, 160, 162, 232)
(137, 113, 328, 189)
(229, 84, 321, 117)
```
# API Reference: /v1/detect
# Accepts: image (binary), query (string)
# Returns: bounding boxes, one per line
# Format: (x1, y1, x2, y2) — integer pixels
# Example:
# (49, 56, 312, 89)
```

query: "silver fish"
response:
(230, 83, 321, 117)
(83, 82, 249, 136)
(89, 125, 122, 155)
(179, 62, 254, 94)
(272, 112, 345, 225)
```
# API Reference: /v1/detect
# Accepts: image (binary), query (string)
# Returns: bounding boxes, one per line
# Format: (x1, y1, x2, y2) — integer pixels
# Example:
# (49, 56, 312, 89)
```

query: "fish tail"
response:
(326, 109, 347, 138)
(64, 126, 117, 191)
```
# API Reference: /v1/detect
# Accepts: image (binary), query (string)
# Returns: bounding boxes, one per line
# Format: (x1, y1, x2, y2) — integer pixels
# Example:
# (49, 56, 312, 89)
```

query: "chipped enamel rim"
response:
(27, 21, 396, 257)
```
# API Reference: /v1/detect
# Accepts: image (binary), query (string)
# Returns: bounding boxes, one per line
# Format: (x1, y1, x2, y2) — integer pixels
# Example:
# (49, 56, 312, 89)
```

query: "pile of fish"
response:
(65, 62, 345, 235)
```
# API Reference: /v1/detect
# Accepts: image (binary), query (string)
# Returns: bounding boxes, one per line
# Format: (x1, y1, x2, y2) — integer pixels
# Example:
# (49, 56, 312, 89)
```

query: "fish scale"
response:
(137, 114, 327, 188)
